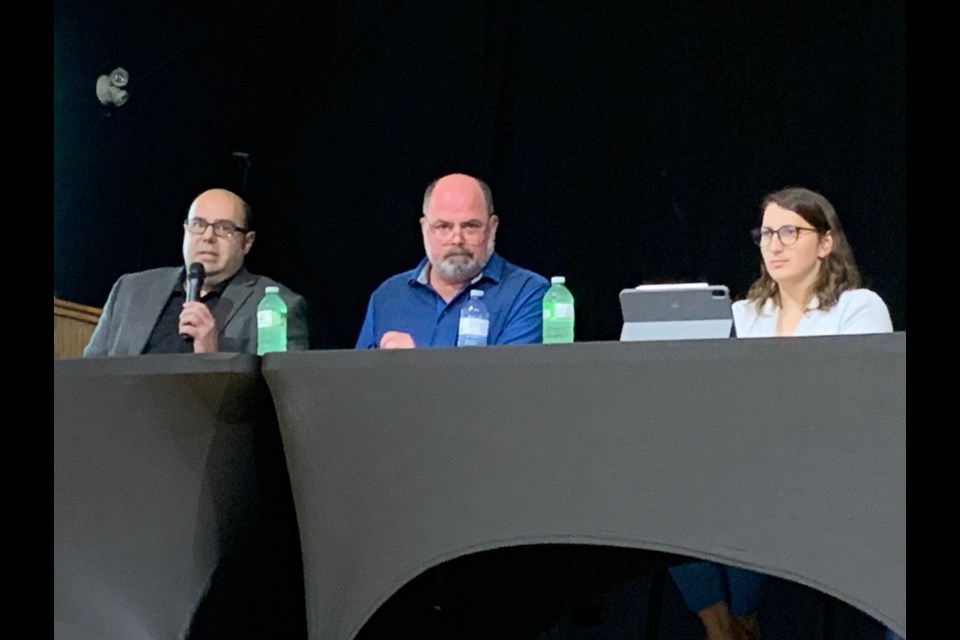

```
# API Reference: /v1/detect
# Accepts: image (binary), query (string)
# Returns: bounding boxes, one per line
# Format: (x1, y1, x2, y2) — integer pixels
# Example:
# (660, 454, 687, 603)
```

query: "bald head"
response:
(189, 188, 252, 229)
(423, 173, 494, 217)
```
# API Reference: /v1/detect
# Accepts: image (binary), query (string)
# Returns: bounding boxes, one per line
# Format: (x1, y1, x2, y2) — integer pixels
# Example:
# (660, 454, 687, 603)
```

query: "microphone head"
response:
(184, 262, 206, 305)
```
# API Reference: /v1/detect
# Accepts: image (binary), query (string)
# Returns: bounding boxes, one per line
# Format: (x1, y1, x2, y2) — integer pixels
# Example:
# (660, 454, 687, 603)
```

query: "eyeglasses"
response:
(751, 225, 820, 247)
(184, 217, 249, 239)
(426, 220, 488, 240)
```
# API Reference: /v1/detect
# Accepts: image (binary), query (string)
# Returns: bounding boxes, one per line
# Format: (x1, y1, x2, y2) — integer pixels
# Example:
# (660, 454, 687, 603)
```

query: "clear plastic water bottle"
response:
(257, 286, 288, 355)
(457, 289, 490, 347)
(543, 276, 575, 343)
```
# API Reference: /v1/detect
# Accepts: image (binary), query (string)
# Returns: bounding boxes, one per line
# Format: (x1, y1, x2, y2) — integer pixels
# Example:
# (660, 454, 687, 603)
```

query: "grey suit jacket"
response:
(83, 266, 310, 356)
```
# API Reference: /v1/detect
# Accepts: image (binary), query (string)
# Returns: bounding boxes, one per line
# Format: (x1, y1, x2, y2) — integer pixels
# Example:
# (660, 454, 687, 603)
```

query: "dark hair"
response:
(422, 175, 495, 216)
(746, 187, 862, 311)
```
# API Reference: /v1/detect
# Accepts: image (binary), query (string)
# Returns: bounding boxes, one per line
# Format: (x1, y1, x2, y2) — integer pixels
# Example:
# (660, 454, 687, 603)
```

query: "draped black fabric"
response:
(54, 1, 906, 348)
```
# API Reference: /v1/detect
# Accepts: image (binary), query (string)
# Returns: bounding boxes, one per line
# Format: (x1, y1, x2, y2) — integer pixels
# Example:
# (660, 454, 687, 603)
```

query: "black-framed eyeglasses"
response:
(751, 225, 820, 247)
(184, 217, 250, 238)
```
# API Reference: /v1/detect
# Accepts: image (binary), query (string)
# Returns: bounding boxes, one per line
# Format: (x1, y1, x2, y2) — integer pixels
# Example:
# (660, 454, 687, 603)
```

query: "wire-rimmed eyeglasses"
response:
(426, 219, 488, 240)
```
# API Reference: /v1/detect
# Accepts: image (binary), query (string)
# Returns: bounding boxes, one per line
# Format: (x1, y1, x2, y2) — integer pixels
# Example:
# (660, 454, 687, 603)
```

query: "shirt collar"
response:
(761, 294, 821, 315)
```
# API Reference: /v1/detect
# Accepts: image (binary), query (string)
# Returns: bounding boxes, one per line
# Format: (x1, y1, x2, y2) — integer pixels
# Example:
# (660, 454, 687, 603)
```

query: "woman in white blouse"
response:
(733, 187, 893, 338)
(670, 187, 894, 640)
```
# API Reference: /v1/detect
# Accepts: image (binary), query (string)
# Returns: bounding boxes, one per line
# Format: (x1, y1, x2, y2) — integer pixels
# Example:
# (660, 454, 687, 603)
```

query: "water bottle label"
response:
(551, 303, 574, 319)
(458, 317, 489, 338)
(257, 309, 278, 328)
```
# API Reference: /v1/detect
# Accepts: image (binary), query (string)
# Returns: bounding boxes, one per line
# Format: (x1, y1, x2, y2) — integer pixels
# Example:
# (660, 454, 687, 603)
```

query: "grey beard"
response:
(428, 237, 495, 283)
(436, 254, 482, 281)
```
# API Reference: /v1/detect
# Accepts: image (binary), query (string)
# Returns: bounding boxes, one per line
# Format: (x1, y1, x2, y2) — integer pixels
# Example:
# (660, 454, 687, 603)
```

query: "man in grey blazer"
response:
(84, 188, 309, 356)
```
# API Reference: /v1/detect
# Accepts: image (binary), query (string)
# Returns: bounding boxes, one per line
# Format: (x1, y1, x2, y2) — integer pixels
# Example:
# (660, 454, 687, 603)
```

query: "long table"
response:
(54, 354, 304, 640)
(263, 334, 906, 639)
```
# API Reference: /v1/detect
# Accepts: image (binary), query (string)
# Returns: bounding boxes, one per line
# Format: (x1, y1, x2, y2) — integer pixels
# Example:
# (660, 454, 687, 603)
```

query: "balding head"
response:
(423, 173, 494, 217)
(189, 189, 252, 229)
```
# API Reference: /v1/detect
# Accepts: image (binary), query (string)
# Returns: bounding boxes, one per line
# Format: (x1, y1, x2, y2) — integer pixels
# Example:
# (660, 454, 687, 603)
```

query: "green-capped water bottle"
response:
(257, 286, 288, 354)
(542, 276, 575, 343)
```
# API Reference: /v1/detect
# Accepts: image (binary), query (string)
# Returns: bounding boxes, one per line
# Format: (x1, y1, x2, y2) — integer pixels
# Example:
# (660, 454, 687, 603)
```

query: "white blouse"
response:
(732, 288, 894, 338)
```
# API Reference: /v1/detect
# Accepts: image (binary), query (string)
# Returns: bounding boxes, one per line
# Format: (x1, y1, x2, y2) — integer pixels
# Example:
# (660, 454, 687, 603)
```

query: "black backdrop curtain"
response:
(54, 0, 906, 348)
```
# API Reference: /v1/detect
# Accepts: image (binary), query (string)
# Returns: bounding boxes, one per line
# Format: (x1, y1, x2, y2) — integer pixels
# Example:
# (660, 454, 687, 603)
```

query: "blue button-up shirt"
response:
(356, 253, 549, 348)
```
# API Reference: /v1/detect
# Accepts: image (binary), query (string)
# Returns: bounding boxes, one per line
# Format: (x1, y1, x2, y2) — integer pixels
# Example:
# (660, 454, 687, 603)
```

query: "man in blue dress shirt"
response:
(356, 173, 549, 349)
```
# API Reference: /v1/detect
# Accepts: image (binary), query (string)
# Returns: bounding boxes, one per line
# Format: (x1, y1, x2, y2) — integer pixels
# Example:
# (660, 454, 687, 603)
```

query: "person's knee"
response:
(726, 568, 769, 616)
(669, 562, 728, 612)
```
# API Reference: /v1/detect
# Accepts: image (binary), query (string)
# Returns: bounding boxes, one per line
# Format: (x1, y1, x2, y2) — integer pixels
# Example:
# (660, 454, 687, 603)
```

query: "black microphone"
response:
(185, 262, 205, 302)
(182, 262, 206, 341)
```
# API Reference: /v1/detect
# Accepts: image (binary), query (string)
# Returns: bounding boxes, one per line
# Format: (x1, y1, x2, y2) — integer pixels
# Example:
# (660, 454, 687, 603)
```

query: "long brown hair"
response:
(746, 187, 862, 311)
